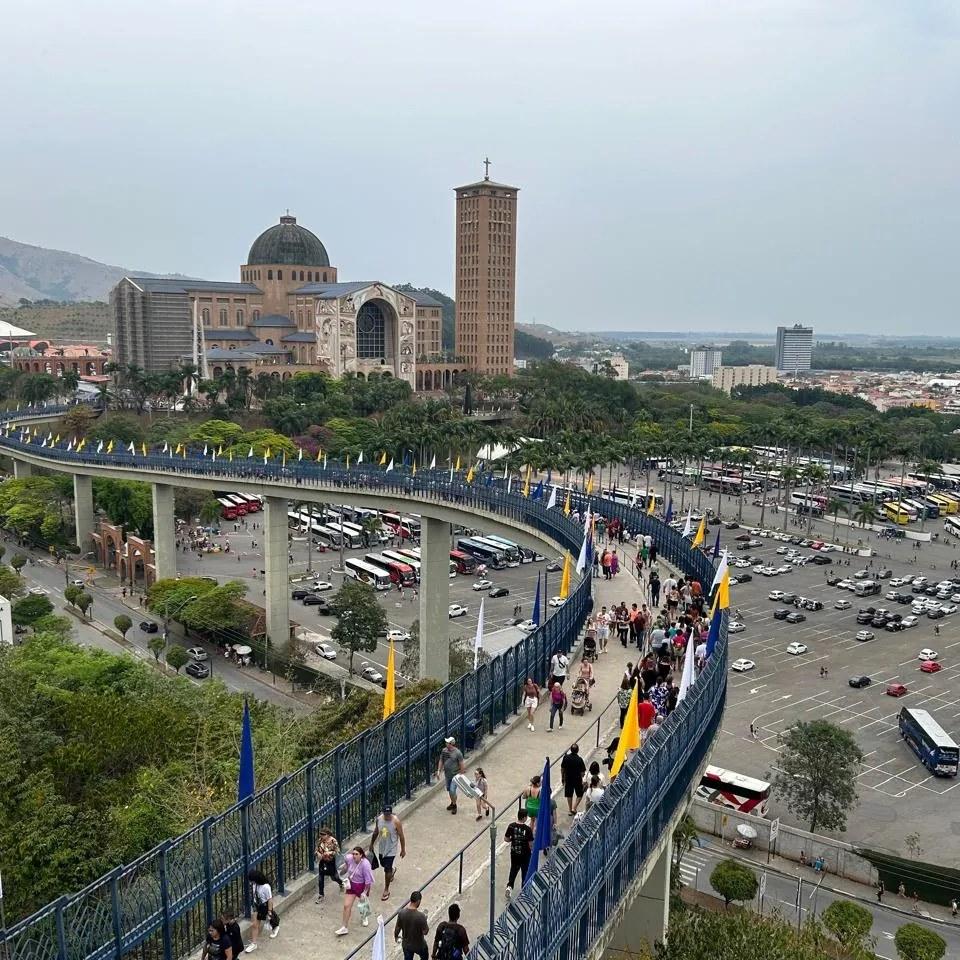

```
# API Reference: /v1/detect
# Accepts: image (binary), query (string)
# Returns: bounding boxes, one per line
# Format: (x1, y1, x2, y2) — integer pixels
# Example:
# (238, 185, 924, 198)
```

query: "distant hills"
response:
(0, 236, 190, 307)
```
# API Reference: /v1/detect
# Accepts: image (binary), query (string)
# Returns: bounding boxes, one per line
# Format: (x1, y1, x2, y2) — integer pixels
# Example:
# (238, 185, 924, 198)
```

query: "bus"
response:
(344, 558, 392, 590)
(345, 506, 379, 524)
(396, 547, 458, 579)
(479, 535, 522, 565)
(603, 487, 664, 508)
(218, 497, 243, 520)
(456, 538, 506, 569)
(898, 708, 959, 776)
(381, 549, 421, 582)
(225, 495, 251, 515)
(901, 498, 937, 521)
(696, 765, 771, 817)
(882, 502, 913, 525)
(945, 516, 960, 539)
(237, 494, 262, 512)
(288, 510, 342, 547)
(928, 493, 958, 515)
(449, 549, 477, 575)
(381, 512, 422, 540)
(324, 521, 363, 549)
(790, 492, 826, 516)
(364, 553, 416, 587)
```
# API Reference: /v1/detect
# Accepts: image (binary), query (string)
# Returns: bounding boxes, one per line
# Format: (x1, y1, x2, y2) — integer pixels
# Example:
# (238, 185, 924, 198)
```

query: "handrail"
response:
(0, 405, 727, 960)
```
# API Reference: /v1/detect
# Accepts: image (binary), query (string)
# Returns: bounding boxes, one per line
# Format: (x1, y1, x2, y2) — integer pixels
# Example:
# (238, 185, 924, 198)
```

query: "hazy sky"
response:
(2, 0, 958, 335)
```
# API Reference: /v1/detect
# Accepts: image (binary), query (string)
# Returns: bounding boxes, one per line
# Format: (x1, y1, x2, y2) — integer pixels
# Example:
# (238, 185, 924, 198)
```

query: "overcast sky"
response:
(2, 0, 958, 335)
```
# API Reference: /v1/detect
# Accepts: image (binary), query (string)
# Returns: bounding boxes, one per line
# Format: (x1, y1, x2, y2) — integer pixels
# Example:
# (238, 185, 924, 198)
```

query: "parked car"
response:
(834, 598, 851, 610)
(186, 647, 208, 662)
(472, 579, 493, 591)
(302, 593, 326, 606)
(360, 662, 384, 683)
(727, 621, 746, 634)
(139, 620, 159, 633)
(311, 580, 334, 592)
(731, 658, 756, 672)
(885, 683, 908, 697)
(855, 630, 875, 642)
(785, 611, 806, 624)
(786, 641, 808, 656)
(848, 675, 872, 688)
(918, 648, 939, 660)
(489, 586, 510, 598)
(773, 608, 791, 621)
(768, 590, 786, 601)
(811, 554, 832, 565)
(449, 604, 469, 618)
(902, 615, 919, 628)
(185, 661, 210, 679)
(314, 642, 337, 661)
(920, 660, 943, 674)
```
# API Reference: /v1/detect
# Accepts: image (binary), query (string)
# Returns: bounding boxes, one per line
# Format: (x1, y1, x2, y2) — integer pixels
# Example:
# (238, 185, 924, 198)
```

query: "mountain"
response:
(0, 236, 190, 307)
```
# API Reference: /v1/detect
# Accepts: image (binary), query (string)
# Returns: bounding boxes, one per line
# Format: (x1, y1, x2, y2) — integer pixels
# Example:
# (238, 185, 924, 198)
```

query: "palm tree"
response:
(802, 464, 828, 536)
(914, 458, 943, 533)
(827, 498, 848, 544)
(854, 501, 880, 528)
(779, 466, 800, 532)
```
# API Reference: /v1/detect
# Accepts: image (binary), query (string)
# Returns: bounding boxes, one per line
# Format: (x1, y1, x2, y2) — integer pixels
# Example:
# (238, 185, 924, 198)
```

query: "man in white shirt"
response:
(549, 651, 569, 687)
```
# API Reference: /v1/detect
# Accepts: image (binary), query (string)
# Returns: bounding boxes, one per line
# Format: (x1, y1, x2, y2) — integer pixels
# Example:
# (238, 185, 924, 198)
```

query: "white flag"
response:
(547, 485, 557, 510)
(248, 446, 254, 458)
(371, 916, 387, 960)
(681, 508, 692, 538)
(507, 475, 513, 494)
(386, 458, 394, 473)
(575, 509, 592, 574)
(128, 441, 135, 453)
(449, 465, 454, 483)
(298, 448, 303, 461)
(429, 454, 436, 470)
(357, 451, 364, 464)
(502, 461, 509, 480)
(203, 444, 208, 456)
(710, 550, 729, 593)
(474, 597, 485, 670)
(162, 442, 169, 453)
(96, 440, 103, 453)
(677, 632, 697, 703)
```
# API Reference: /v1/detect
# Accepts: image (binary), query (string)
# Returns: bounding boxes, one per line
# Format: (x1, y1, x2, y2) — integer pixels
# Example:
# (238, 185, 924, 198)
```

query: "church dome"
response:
(247, 215, 330, 267)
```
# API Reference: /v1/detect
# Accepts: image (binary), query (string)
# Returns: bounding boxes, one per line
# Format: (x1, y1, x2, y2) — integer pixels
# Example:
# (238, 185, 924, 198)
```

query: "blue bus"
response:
(455, 537, 506, 570)
(898, 707, 959, 776)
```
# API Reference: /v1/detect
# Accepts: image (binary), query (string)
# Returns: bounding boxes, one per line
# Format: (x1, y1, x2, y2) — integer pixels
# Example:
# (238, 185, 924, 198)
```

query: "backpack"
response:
(435, 924, 461, 960)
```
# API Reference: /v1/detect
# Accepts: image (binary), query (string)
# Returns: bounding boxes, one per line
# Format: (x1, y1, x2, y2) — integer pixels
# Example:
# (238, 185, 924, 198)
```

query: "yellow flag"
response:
(383, 641, 397, 719)
(346, 454, 351, 468)
(711, 569, 731, 613)
(379, 451, 387, 466)
(523, 465, 531, 498)
(229, 450, 234, 462)
(692, 516, 706, 548)
(647, 494, 655, 516)
(106, 439, 114, 453)
(586, 474, 595, 495)
(411, 460, 417, 476)
(563, 489, 571, 517)
(466, 464, 475, 484)
(316, 448, 323, 462)
(175, 443, 183, 455)
(54, 434, 60, 444)
(455, 455, 461, 471)
(266, 447, 271, 459)
(610, 684, 641, 778)
(217, 445, 223, 456)
(141, 442, 147, 456)
(559, 552, 572, 599)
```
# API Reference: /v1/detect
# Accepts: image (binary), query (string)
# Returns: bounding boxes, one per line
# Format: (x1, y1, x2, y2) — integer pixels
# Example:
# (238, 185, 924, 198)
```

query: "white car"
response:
(731, 658, 756, 672)
(311, 580, 334, 592)
(776, 546, 788, 555)
(733, 559, 752, 569)
(769, 590, 786, 601)
(855, 630, 875, 642)
(918, 648, 940, 660)
(837, 579, 854, 590)
(314, 642, 337, 660)
(885, 591, 900, 601)
(913, 577, 929, 586)
(384, 628, 411, 643)
(448, 604, 468, 618)
(941, 604, 958, 615)
(835, 599, 852, 610)
(360, 662, 384, 683)
(820, 544, 836, 552)
(472, 579, 493, 591)
(890, 576, 910, 587)
(517, 619, 537, 633)
(762, 566, 780, 577)
(548, 596, 566, 608)
(902, 615, 920, 628)
(777, 565, 793, 575)
(187, 647, 209, 661)
(786, 641, 808, 656)
(753, 565, 767, 574)
(728, 621, 746, 634)
(951, 593, 960, 604)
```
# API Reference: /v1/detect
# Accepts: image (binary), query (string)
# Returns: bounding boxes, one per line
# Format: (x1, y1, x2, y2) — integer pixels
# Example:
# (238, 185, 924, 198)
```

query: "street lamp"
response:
(163, 594, 198, 641)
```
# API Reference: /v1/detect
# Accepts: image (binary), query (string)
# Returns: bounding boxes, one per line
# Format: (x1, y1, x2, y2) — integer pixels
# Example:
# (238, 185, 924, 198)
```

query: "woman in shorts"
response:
(522, 677, 540, 732)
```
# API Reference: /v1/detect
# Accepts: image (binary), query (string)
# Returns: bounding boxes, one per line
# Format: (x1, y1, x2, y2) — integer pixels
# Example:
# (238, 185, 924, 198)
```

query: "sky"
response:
(1, 0, 958, 335)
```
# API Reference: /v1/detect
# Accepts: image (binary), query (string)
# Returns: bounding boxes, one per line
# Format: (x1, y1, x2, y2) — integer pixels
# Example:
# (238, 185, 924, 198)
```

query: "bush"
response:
(821, 899, 873, 949)
(166, 645, 189, 673)
(113, 615, 133, 638)
(895, 923, 946, 960)
(12, 593, 54, 626)
(709, 858, 758, 907)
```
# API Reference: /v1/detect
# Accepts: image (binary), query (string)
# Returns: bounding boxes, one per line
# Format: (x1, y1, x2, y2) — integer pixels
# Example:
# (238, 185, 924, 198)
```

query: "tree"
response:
(12, 593, 54, 625)
(330, 579, 386, 676)
(0, 564, 23, 598)
(904, 832, 924, 859)
(63, 584, 82, 608)
(166, 644, 190, 673)
(772, 720, 863, 833)
(199, 498, 223, 527)
(895, 923, 946, 960)
(672, 814, 699, 890)
(821, 899, 873, 953)
(75, 591, 93, 620)
(113, 615, 132, 639)
(10, 554, 27, 573)
(148, 635, 167, 662)
(709, 858, 758, 907)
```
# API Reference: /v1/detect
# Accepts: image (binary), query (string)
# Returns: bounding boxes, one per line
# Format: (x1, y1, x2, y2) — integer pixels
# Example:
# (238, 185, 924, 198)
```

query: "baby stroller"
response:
(570, 677, 592, 716)
(583, 630, 597, 662)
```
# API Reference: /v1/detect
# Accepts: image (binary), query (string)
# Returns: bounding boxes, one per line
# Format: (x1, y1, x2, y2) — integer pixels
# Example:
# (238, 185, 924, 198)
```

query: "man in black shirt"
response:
(432, 903, 469, 960)
(503, 809, 534, 899)
(560, 743, 586, 815)
(395, 890, 430, 960)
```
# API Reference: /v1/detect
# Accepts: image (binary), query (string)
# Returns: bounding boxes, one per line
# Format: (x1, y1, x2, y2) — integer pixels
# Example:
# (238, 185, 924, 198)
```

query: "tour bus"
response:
(345, 506, 379, 523)
(449, 549, 478, 575)
(480, 535, 523, 564)
(922, 496, 948, 517)
(381, 512, 422, 540)
(790, 492, 826, 516)
(287, 510, 342, 547)
(226, 494, 251, 515)
(603, 487, 664, 509)
(882, 502, 913, 525)
(900, 498, 938, 521)
(940, 492, 960, 513)
(945, 516, 960, 539)
(323, 521, 364, 549)
(898, 708, 959, 776)
(456, 538, 506, 569)
(910, 472, 959, 492)
(218, 497, 243, 521)
(827, 484, 872, 507)
(237, 494, 262, 512)
(380, 549, 421, 582)
(396, 547, 457, 579)
(928, 493, 958, 515)
(364, 553, 416, 587)
(344, 558, 392, 590)
(696, 765, 771, 817)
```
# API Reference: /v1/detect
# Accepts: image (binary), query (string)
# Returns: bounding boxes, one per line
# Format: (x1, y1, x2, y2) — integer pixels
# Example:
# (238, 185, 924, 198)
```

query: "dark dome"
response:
(247, 215, 330, 267)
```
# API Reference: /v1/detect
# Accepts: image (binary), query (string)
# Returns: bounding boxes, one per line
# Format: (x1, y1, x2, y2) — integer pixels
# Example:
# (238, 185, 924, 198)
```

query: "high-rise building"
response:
(689, 345, 722, 379)
(776, 324, 814, 373)
(454, 163, 519, 377)
(712, 364, 778, 394)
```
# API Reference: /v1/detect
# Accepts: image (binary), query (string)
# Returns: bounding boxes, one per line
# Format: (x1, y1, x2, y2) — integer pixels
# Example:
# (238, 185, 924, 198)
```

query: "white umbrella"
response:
(737, 824, 758, 839)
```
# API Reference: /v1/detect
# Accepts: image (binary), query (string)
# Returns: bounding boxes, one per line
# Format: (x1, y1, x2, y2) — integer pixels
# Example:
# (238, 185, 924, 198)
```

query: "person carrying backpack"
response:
(432, 903, 469, 959)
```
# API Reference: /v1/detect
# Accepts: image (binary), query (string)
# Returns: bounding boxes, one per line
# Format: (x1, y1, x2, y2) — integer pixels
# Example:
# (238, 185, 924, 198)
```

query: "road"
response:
(680, 842, 960, 958)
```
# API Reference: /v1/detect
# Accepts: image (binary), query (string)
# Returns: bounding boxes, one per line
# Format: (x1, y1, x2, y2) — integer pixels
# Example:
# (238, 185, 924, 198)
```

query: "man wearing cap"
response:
(370, 804, 406, 901)
(437, 736, 465, 815)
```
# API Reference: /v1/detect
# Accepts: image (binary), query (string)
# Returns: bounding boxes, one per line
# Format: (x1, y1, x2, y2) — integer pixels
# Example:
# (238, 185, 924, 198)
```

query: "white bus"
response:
(324, 521, 363, 549)
(288, 510, 342, 547)
(945, 516, 960, 539)
(480, 535, 522, 564)
(380, 549, 421, 581)
(344, 558, 392, 590)
(397, 547, 457, 578)
(697, 765, 771, 817)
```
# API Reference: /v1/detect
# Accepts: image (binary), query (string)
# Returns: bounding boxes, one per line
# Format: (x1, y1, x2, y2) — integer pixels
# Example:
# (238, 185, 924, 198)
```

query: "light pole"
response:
(163, 594, 198, 642)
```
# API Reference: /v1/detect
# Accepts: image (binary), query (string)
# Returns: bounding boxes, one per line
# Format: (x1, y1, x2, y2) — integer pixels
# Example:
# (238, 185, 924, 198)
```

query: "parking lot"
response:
(704, 524, 960, 856)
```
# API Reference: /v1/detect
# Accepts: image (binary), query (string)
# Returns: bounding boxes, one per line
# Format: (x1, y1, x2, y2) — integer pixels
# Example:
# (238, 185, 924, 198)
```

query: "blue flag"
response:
(485, 470, 493, 486)
(664, 498, 673, 524)
(532, 572, 541, 627)
(532, 479, 544, 501)
(525, 757, 552, 885)
(713, 527, 721, 559)
(705, 607, 722, 659)
(237, 700, 255, 804)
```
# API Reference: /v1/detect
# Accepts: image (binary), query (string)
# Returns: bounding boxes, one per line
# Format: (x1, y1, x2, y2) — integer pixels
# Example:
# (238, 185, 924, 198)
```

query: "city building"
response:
(775, 324, 814, 373)
(712, 364, 778, 394)
(111, 215, 452, 389)
(11, 341, 111, 378)
(454, 163, 519, 376)
(689, 345, 722, 379)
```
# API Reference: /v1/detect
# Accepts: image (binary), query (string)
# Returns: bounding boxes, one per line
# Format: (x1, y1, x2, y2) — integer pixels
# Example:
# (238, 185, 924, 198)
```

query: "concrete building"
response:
(689, 345, 722, 379)
(11, 342, 111, 378)
(775, 324, 814, 373)
(712, 364, 778, 394)
(454, 164, 519, 377)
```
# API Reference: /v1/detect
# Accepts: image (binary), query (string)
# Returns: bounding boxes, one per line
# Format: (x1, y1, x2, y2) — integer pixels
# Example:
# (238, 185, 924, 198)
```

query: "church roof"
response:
(125, 277, 261, 294)
(455, 178, 519, 192)
(293, 281, 379, 299)
(203, 328, 258, 340)
(281, 331, 316, 343)
(247, 215, 330, 267)
(247, 313, 296, 328)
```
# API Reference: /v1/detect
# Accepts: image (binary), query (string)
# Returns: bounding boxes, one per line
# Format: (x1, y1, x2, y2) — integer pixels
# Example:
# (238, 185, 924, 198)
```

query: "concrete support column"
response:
(151, 483, 177, 582)
(12, 460, 32, 479)
(263, 496, 290, 657)
(604, 834, 672, 957)
(418, 516, 450, 682)
(73, 474, 95, 552)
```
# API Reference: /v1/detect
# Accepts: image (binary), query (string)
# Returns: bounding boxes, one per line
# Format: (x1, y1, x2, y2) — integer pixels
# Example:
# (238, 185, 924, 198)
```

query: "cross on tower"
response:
(483, 157, 491, 180)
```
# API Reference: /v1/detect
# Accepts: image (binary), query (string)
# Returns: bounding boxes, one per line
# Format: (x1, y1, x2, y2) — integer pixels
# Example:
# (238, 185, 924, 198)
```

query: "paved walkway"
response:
(249, 560, 657, 960)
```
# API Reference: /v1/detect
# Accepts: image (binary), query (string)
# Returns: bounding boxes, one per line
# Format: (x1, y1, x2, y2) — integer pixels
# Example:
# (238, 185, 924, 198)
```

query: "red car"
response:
(920, 660, 942, 674)
(886, 683, 908, 697)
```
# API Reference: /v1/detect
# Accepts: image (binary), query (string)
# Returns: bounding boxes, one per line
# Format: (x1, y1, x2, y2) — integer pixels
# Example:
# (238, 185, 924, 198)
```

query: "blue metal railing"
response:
(0, 408, 726, 960)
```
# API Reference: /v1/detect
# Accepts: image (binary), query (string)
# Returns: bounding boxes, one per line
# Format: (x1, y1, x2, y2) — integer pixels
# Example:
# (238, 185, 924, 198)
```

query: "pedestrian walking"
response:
(315, 826, 344, 902)
(522, 677, 540, 731)
(394, 890, 429, 960)
(521, 775, 542, 832)
(202, 920, 233, 960)
(560, 743, 586, 816)
(951, 897, 957, 918)
(549, 650, 569, 688)
(244, 870, 278, 951)
(436, 736, 465, 815)
(473, 767, 490, 821)
(335, 848, 374, 936)
(876, 880, 884, 903)
(504, 810, 534, 899)
(548, 682, 568, 731)
(432, 903, 470, 960)
(370, 804, 406, 901)
(617, 676, 633, 727)
(219, 907, 244, 959)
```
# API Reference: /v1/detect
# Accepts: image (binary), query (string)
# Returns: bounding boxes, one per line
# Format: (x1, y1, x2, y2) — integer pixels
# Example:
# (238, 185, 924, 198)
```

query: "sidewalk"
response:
(256, 562, 656, 960)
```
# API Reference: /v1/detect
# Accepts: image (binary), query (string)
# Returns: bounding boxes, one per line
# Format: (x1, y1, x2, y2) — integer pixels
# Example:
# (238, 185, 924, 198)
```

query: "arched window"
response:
(277, 270, 283, 280)
(299, 270, 304, 281)
(252, 309, 260, 322)
(307, 271, 313, 282)
(236, 309, 244, 325)
(202, 308, 210, 326)
(297, 309, 303, 325)
(219, 308, 227, 326)
(323, 271, 328, 282)
(265, 338, 274, 346)
(267, 270, 273, 280)
(356, 301, 387, 359)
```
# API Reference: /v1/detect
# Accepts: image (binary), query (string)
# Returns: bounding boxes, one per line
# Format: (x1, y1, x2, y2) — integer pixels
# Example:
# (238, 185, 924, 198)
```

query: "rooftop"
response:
(125, 277, 261, 295)
(246, 215, 330, 268)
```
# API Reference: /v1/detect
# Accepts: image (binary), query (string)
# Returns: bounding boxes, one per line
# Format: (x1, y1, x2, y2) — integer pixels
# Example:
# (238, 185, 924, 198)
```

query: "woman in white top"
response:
(585, 775, 605, 810)
(245, 870, 277, 952)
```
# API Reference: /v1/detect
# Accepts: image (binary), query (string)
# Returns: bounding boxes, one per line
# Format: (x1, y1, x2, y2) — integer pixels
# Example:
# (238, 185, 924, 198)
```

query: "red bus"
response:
(237, 494, 262, 512)
(364, 553, 416, 587)
(218, 497, 242, 520)
(449, 550, 477, 575)
(696, 765, 771, 817)
(226, 495, 250, 515)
